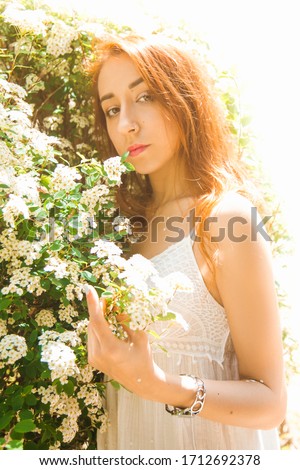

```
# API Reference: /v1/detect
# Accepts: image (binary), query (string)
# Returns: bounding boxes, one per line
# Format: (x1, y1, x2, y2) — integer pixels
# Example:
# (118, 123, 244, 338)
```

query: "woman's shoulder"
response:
(200, 191, 265, 253)
(212, 191, 254, 220)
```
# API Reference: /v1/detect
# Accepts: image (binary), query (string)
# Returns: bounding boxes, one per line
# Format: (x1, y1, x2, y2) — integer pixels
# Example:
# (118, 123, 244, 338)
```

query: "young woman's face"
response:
(97, 53, 180, 176)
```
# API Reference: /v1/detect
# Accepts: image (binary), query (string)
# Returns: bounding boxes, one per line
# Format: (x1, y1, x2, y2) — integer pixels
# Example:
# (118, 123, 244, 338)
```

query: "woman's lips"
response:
(128, 144, 150, 157)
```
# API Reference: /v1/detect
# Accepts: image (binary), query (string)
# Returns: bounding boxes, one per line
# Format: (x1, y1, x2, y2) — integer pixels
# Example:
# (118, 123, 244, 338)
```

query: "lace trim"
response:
(150, 233, 230, 367)
(152, 336, 228, 366)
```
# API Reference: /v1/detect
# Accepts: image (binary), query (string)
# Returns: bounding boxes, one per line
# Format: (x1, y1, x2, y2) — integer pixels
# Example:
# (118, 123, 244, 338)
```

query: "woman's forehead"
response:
(98, 54, 141, 95)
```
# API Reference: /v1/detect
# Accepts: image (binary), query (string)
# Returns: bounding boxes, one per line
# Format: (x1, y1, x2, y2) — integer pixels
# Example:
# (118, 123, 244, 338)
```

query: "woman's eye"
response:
(105, 107, 119, 118)
(138, 92, 154, 103)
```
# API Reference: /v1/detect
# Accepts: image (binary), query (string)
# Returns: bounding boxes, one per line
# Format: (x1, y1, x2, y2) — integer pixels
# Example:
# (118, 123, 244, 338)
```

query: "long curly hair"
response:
(87, 33, 261, 251)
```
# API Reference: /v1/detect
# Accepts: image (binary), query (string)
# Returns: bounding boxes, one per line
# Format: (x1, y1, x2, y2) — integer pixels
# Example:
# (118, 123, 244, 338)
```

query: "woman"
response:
(85, 34, 287, 450)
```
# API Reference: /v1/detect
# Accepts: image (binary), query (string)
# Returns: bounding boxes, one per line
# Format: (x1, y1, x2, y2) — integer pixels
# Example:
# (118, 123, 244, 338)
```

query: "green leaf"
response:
(29, 329, 38, 343)
(0, 298, 12, 311)
(241, 115, 252, 127)
(155, 312, 176, 322)
(41, 369, 51, 379)
(25, 350, 35, 361)
(11, 395, 24, 411)
(40, 175, 51, 189)
(33, 208, 49, 219)
(14, 419, 36, 433)
(5, 384, 21, 395)
(81, 271, 97, 283)
(0, 412, 14, 431)
(5, 439, 23, 449)
(123, 161, 135, 171)
(40, 278, 51, 290)
(23, 385, 33, 395)
(50, 240, 64, 251)
(19, 410, 33, 421)
(53, 190, 66, 199)
(110, 380, 121, 390)
(148, 329, 161, 339)
(63, 380, 75, 396)
(25, 394, 37, 406)
(72, 246, 83, 258)
(121, 151, 129, 162)
(157, 343, 168, 353)
(101, 290, 113, 298)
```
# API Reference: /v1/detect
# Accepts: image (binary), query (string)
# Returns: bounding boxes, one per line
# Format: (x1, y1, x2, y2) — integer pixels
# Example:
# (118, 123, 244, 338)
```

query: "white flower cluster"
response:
(1, 266, 45, 297)
(44, 256, 68, 279)
(0, 140, 18, 169)
(0, 79, 59, 173)
(0, 334, 27, 368)
(126, 295, 154, 331)
(58, 304, 79, 323)
(3, 3, 48, 36)
(39, 330, 81, 384)
(35, 309, 57, 328)
(28, 128, 60, 155)
(44, 257, 84, 302)
(0, 77, 27, 100)
(81, 185, 110, 212)
(91, 239, 123, 260)
(43, 114, 63, 131)
(2, 194, 29, 228)
(0, 170, 41, 227)
(77, 384, 103, 422)
(50, 164, 82, 193)
(41, 342, 78, 384)
(103, 156, 127, 186)
(46, 20, 79, 58)
(74, 319, 89, 336)
(11, 173, 40, 205)
(25, 73, 45, 93)
(50, 59, 70, 78)
(0, 166, 14, 188)
(0, 229, 42, 270)
(70, 113, 90, 129)
(78, 364, 94, 383)
(119, 254, 158, 285)
(36, 386, 81, 443)
(0, 319, 8, 338)
(90, 242, 193, 334)
(112, 215, 132, 235)
(39, 329, 80, 347)
(78, 184, 111, 237)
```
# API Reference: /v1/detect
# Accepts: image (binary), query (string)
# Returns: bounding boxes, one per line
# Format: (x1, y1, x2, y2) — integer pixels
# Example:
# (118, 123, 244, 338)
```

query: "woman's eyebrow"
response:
(100, 77, 144, 104)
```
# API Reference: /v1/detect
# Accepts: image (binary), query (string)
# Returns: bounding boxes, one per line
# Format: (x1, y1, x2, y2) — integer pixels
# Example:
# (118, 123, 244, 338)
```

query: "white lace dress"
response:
(97, 233, 280, 450)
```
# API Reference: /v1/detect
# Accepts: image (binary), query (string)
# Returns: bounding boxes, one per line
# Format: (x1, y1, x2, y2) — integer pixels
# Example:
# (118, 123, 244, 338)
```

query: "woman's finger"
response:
(84, 285, 111, 338)
(87, 321, 102, 370)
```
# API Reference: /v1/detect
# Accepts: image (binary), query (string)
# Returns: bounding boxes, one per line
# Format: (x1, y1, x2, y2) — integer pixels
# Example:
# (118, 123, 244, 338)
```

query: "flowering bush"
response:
(0, 1, 196, 449)
(0, 66, 195, 450)
(0, 70, 120, 449)
(0, 0, 296, 450)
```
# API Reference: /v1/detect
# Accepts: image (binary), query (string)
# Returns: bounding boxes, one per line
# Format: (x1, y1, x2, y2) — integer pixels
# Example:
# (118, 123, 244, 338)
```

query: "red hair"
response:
(87, 34, 260, 252)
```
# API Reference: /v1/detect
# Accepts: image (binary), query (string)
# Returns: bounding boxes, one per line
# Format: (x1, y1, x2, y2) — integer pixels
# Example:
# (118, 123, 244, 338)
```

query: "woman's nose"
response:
(118, 107, 140, 135)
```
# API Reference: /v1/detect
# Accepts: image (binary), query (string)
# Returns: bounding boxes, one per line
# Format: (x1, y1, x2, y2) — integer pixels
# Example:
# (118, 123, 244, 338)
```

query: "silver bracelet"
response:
(165, 374, 206, 418)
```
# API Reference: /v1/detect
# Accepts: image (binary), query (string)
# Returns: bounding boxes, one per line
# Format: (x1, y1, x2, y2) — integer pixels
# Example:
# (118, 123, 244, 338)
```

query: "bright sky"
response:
(43, 0, 300, 330)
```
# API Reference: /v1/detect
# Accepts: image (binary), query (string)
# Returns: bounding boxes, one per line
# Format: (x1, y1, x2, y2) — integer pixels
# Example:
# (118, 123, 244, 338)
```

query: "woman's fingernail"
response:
(83, 284, 91, 295)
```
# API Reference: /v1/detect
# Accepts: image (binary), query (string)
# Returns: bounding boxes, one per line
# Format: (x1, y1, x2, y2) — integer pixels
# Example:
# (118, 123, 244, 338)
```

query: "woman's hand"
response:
(86, 285, 160, 398)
